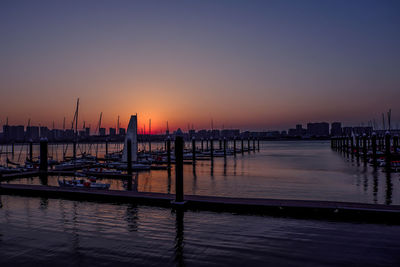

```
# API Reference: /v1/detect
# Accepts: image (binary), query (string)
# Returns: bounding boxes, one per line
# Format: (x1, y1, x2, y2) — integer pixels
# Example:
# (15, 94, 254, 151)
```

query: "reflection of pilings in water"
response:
(210, 161, 214, 178)
(385, 170, 392, 205)
(175, 136, 184, 203)
(40, 197, 49, 210)
(210, 138, 214, 161)
(192, 137, 196, 165)
(125, 203, 138, 232)
(192, 164, 197, 194)
(362, 164, 368, 192)
(372, 167, 378, 204)
(233, 138, 236, 157)
(173, 208, 184, 267)
(233, 157, 237, 176)
(223, 158, 227, 176)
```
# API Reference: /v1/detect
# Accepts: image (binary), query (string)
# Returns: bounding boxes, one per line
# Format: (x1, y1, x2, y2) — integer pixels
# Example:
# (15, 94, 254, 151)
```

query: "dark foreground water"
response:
(5, 141, 400, 204)
(0, 195, 400, 266)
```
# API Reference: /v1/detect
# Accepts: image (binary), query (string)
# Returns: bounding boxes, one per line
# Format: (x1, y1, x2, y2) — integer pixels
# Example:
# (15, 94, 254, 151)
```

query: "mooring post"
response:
(385, 132, 391, 163)
(174, 136, 184, 203)
(241, 138, 244, 154)
(219, 139, 222, 150)
(192, 136, 196, 164)
(206, 139, 209, 151)
(39, 138, 48, 173)
(362, 134, 367, 160)
(350, 136, 354, 154)
(127, 138, 132, 175)
(167, 136, 171, 167)
(257, 138, 260, 151)
(371, 133, 377, 165)
(223, 137, 227, 157)
(210, 137, 214, 160)
(248, 138, 251, 153)
(201, 138, 204, 152)
(355, 135, 360, 157)
(233, 138, 236, 156)
(29, 140, 33, 161)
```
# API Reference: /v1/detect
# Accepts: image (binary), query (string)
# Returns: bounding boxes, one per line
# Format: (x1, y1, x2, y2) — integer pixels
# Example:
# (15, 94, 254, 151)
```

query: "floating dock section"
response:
(1, 184, 399, 224)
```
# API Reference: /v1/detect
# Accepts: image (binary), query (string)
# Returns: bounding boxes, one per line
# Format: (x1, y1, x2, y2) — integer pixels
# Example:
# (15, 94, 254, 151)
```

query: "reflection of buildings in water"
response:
(385, 170, 392, 205)
(372, 167, 379, 204)
(173, 209, 184, 266)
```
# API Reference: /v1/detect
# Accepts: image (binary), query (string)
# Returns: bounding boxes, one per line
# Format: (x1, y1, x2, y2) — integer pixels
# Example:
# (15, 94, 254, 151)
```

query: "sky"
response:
(0, 0, 399, 132)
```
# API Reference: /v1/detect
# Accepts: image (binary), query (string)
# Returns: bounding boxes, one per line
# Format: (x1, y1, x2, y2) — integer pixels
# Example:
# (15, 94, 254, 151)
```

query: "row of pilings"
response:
(32, 136, 262, 204)
(331, 132, 399, 166)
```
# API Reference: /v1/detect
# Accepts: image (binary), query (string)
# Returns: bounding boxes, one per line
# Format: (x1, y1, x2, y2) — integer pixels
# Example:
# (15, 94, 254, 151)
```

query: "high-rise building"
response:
(307, 122, 329, 137)
(331, 122, 342, 136)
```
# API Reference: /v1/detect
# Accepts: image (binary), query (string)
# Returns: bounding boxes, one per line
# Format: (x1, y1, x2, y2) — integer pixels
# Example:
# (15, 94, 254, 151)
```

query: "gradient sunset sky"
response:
(1, 0, 399, 132)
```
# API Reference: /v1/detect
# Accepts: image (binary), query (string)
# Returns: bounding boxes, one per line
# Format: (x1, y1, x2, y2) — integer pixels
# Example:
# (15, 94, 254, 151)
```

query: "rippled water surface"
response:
(0, 195, 400, 266)
(3, 141, 400, 204)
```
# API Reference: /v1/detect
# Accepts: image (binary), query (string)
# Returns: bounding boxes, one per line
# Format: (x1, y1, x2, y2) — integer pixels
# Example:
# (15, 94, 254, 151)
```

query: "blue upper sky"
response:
(1, 0, 399, 130)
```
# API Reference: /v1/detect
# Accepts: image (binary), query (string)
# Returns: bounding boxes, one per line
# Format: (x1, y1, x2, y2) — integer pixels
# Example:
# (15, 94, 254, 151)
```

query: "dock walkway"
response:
(1, 184, 399, 224)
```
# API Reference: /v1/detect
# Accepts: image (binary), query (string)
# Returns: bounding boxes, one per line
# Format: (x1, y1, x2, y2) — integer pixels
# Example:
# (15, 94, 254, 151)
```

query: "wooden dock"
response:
(1, 184, 399, 224)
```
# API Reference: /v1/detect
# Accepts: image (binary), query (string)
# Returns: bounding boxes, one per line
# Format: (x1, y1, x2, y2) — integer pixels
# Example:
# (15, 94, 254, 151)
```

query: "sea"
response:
(0, 141, 399, 266)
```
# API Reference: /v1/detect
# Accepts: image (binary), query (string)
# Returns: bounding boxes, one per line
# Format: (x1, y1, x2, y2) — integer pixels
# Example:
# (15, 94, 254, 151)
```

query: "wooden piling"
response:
(175, 136, 184, 203)
(127, 139, 132, 175)
(167, 137, 171, 167)
(29, 140, 33, 162)
(362, 134, 367, 160)
(233, 138, 236, 156)
(192, 137, 196, 164)
(355, 135, 360, 157)
(241, 138, 244, 154)
(223, 138, 227, 157)
(371, 133, 377, 165)
(385, 132, 391, 163)
(39, 138, 48, 173)
(210, 138, 214, 160)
